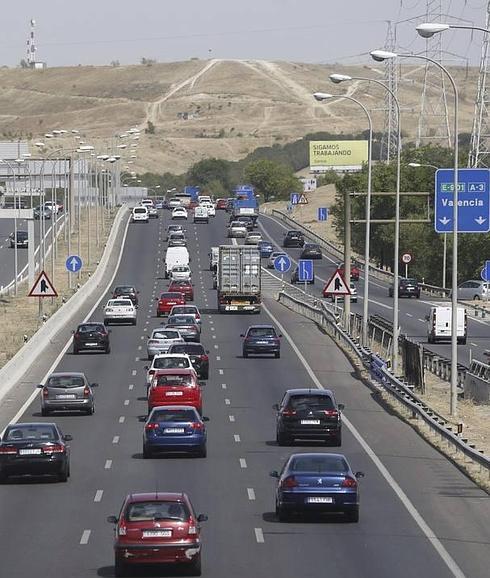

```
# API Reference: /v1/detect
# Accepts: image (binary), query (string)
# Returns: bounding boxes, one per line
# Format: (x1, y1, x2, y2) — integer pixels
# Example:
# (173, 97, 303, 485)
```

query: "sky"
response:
(0, 0, 488, 68)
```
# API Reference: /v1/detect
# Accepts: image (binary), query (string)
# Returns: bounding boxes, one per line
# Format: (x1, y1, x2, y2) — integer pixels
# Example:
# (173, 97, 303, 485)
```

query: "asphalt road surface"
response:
(0, 210, 489, 578)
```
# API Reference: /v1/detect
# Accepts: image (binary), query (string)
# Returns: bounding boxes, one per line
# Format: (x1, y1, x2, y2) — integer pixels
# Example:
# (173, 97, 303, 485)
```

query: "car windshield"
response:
(169, 344, 204, 355)
(401, 278, 418, 285)
(290, 455, 348, 473)
(5, 424, 58, 442)
(126, 501, 189, 522)
(172, 267, 188, 272)
(161, 293, 184, 300)
(168, 315, 195, 325)
(247, 327, 276, 338)
(109, 300, 132, 307)
(134, 208, 146, 213)
(78, 324, 104, 333)
(47, 375, 85, 388)
(115, 286, 135, 294)
(172, 307, 196, 315)
(152, 409, 198, 423)
(154, 374, 193, 387)
(152, 330, 180, 340)
(288, 395, 334, 411)
(153, 357, 190, 369)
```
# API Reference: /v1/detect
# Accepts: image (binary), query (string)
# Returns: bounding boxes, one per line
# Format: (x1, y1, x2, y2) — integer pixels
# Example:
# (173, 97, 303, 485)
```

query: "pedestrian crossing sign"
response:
(28, 270, 58, 297)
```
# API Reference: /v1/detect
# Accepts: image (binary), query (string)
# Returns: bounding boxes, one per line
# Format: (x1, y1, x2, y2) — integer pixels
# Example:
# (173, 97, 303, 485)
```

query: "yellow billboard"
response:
(309, 140, 368, 171)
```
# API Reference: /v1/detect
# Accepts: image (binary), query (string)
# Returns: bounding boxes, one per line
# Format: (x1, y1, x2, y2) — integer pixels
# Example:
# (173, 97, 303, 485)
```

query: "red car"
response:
(216, 198, 227, 210)
(156, 292, 185, 317)
(108, 492, 207, 577)
(338, 262, 360, 282)
(168, 280, 194, 301)
(147, 368, 203, 414)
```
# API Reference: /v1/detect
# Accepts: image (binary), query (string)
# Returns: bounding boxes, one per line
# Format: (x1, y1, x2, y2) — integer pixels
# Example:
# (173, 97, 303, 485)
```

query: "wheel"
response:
(114, 556, 128, 577)
(58, 464, 69, 483)
(103, 319, 109, 326)
(243, 351, 248, 358)
(277, 432, 291, 446)
(332, 430, 342, 447)
(388, 290, 393, 297)
(157, 312, 161, 318)
(345, 507, 359, 523)
(458, 338, 467, 345)
(201, 371, 209, 380)
(188, 553, 202, 576)
(86, 405, 95, 415)
(73, 347, 79, 355)
(276, 504, 290, 522)
(143, 445, 152, 459)
(132, 319, 137, 326)
(474, 295, 481, 301)
(428, 334, 434, 344)
(274, 352, 280, 359)
(105, 346, 111, 354)
(197, 445, 207, 458)
(41, 408, 50, 417)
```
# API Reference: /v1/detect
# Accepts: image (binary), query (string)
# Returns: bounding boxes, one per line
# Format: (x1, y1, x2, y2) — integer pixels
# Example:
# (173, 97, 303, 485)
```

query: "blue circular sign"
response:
(274, 254, 291, 273)
(66, 255, 83, 273)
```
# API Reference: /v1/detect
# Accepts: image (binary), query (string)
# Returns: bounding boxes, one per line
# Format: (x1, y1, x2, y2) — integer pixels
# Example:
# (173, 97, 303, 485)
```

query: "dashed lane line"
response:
(104, 460, 112, 470)
(80, 530, 91, 545)
(234, 434, 241, 442)
(94, 490, 104, 502)
(239, 458, 247, 469)
(112, 436, 120, 444)
(229, 415, 235, 422)
(254, 528, 264, 543)
(118, 416, 125, 423)
(247, 488, 256, 501)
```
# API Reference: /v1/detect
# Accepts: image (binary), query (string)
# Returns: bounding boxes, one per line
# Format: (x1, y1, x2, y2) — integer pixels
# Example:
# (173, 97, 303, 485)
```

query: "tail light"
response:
(188, 523, 198, 535)
(323, 410, 339, 418)
(118, 522, 127, 536)
(281, 476, 298, 489)
(43, 444, 65, 454)
(145, 423, 159, 430)
(341, 477, 357, 488)
(281, 409, 296, 417)
(0, 446, 17, 455)
(192, 422, 204, 431)
(200, 354, 208, 362)
(74, 332, 80, 339)
(148, 340, 158, 345)
(83, 386, 90, 397)
(42, 387, 49, 398)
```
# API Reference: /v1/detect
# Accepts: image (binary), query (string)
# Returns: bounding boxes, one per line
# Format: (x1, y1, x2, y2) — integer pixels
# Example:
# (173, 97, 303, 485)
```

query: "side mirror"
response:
(278, 334, 283, 338)
(205, 350, 210, 354)
(202, 416, 210, 422)
(91, 383, 99, 388)
(424, 315, 430, 321)
(240, 334, 244, 338)
(71, 330, 75, 334)
(197, 514, 208, 522)
(199, 381, 206, 387)
(272, 403, 279, 411)
(37, 384, 44, 389)
(107, 515, 118, 524)
(355, 471, 365, 479)
(338, 403, 345, 411)
(63, 434, 73, 442)
(108, 329, 112, 334)
(144, 366, 149, 370)
(270, 470, 279, 478)
(155, 297, 159, 301)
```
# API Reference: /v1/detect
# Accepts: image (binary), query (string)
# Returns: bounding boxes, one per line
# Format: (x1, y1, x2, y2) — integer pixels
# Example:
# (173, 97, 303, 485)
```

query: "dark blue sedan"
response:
(241, 325, 281, 358)
(270, 453, 364, 522)
(258, 240, 274, 258)
(143, 406, 208, 458)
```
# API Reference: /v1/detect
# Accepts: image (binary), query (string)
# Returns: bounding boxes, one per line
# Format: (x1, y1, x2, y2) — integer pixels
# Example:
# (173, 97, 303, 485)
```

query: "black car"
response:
(389, 277, 421, 298)
(283, 230, 305, 248)
(73, 322, 111, 354)
(225, 198, 235, 212)
(0, 422, 72, 483)
(300, 243, 322, 259)
(290, 265, 315, 285)
(241, 325, 281, 358)
(112, 285, 139, 306)
(274, 389, 344, 446)
(9, 231, 28, 248)
(33, 206, 52, 220)
(168, 343, 210, 379)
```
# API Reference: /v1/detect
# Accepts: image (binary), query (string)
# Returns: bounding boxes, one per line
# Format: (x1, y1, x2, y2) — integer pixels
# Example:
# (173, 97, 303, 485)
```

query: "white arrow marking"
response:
(277, 257, 287, 271)
(439, 217, 451, 225)
(69, 257, 79, 271)
(475, 216, 487, 225)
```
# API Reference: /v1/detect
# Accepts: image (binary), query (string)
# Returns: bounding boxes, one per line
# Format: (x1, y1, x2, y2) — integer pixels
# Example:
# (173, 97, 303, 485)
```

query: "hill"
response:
(0, 59, 479, 174)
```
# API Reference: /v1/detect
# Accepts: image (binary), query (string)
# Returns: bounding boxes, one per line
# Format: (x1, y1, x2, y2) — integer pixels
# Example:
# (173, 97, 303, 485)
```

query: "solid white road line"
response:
(80, 530, 91, 545)
(262, 301, 465, 578)
(247, 488, 256, 501)
(94, 490, 104, 503)
(254, 528, 264, 543)
(239, 458, 247, 468)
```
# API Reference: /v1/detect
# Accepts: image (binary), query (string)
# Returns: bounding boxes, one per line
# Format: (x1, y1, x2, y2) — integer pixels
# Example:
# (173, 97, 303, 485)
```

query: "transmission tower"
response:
(26, 19, 36, 67)
(380, 21, 399, 162)
(468, 2, 490, 167)
(416, 0, 451, 147)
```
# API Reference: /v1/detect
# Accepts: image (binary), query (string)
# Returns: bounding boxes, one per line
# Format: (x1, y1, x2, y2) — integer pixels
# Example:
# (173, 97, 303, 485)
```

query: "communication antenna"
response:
(380, 21, 399, 162)
(26, 19, 37, 67)
(468, 2, 490, 167)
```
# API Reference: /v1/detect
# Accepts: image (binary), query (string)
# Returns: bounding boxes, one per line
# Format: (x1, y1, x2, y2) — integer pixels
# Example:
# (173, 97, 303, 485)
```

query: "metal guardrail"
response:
(277, 288, 490, 477)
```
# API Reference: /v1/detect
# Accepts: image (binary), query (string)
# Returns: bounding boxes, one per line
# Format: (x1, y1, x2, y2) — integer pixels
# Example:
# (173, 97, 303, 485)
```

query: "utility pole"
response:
(343, 191, 351, 329)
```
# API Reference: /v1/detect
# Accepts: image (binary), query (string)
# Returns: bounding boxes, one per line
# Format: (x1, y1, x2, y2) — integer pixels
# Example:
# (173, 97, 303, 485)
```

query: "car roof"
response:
(126, 492, 188, 503)
(288, 452, 347, 462)
(48, 372, 86, 378)
(151, 405, 199, 412)
(6, 421, 58, 429)
(78, 321, 105, 326)
(284, 388, 334, 396)
(152, 368, 196, 375)
(153, 353, 189, 359)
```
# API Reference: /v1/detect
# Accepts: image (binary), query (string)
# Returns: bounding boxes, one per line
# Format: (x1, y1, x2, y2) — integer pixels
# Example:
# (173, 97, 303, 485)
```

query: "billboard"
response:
(309, 140, 368, 172)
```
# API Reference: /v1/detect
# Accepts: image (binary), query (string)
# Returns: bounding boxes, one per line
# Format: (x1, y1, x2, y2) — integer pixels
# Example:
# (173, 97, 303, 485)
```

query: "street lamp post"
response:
(313, 92, 373, 343)
(371, 49, 459, 417)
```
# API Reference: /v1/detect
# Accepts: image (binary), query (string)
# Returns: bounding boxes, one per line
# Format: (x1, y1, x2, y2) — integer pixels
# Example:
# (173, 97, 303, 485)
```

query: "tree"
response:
(145, 121, 155, 135)
(243, 159, 301, 202)
(187, 158, 231, 191)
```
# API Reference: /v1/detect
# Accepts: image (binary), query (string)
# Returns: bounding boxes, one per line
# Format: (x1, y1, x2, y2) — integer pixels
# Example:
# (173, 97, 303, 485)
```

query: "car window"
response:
(247, 327, 276, 338)
(161, 293, 183, 299)
(152, 330, 180, 340)
(290, 455, 348, 473)
(47, 375, 85, 388)
(153, 357, 190, 369)
(126, 501, 189, 522)
(168, 315, 195, 324)
(78, 324, 104, 333)
(110, 300, 133, 307)
(152, 409, 198, 422)
(5, 424, 58, 441)
(287, 395, 334, 410)
(154, 375, 193, 387)
(115, 286, 134, 294)
(169, 344, 204, 354)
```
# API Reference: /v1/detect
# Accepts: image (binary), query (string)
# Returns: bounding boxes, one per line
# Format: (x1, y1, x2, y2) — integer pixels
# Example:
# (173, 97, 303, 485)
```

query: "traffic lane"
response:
(204, 298, 458, 578)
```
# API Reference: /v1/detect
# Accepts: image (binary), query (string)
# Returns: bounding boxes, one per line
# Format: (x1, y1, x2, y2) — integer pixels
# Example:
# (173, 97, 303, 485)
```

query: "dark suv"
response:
(9, 231, 28, 248)
(283, 230, 304, 248)
(73, 322, 110, 354)
(112, 285, 139, 306)
(241, 325, 281, 358)
(274, 389, 344, 446)
(389, 277, 420, 298)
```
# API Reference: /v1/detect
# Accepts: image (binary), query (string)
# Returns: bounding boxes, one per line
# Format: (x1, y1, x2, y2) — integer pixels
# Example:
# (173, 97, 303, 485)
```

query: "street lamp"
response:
(313, 92, 373, 341)
(371, 48, 459, 417)
(416, 22, 489, 37)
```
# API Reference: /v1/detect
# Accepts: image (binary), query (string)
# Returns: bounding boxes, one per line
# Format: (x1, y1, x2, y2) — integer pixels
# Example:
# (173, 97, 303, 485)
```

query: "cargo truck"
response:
(217, 245, 261, 313)
(232, 185, 259, 226)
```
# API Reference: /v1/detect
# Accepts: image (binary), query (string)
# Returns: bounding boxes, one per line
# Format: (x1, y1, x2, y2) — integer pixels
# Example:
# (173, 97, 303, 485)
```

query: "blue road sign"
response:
(290, 193, 300, 205)
(298, 259, 314, 282)
(274, 254, 291, 273)
(481, 260, 490, 282)
(318, 207, 328, 221)
(66, 255, 82, 273)
(435, 168, 490, 233)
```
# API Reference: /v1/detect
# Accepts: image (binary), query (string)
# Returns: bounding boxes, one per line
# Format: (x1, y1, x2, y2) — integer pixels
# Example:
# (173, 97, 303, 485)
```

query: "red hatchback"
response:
(156, 292, 186, 317)
(168, 280, 194, 301)
(108, 492, 207, 577)
(216, 198, 227, 210)
(148, 369, 203, 414)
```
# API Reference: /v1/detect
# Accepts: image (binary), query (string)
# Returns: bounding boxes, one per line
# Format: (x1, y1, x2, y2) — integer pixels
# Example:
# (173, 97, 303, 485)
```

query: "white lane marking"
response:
(254, 528, 264, 543)
(234, 434, 241, 442)
(129, 384, 134, 390)
(138, 346, 142, 350)
(112, 436, 120, 444)
(262, 301, 466, 578)
(214, 344, 219, 349)
(119, 416, 125, 423)
(94, 490, 104, 502)
(406, 313, 413, 317)
(80, 530, 91, 545)
(222, 383, 227, 389)
(135, 357, 140, 362)
(219, 369, 224, 375)
(229, 415, 235, 422)
(212, 335, 216, 339)
(216, 356, 221, 361)
(104, 460, 112, 470)
(418, 318, 425, 323)
(470, 342, 479, 347)
(124, 399, 130, 406)
(132, 370, 137, 376)
(211, 327, 215, 332)
(247, 488, 256, 501)
(209, 320, 214, 325)
(140, 335, 145, 340)
(239, 458, 247, 468)
(225, 398, 231, 405)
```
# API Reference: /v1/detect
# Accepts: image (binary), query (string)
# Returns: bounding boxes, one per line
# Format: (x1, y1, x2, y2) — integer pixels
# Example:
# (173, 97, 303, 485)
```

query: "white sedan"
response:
(245, 232, 262, 245)
(171, 265, 192, 282)
(145, 353, 196, 384)
(172, 207, 188, 220)
(103, 298, 137, 325)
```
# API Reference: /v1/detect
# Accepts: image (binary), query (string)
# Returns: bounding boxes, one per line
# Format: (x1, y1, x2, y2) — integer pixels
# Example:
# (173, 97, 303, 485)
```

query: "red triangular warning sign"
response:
(298, 193, 309, 204)
(322, 269, 351, 296)
(28, 270, 58, 297)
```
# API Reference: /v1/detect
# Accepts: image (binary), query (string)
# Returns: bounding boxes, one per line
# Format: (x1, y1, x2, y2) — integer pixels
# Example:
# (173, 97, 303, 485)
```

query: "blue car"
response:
(143, 406, 208, 458)
(241, 325, 281, 358)
(270, 453, 364, 522)
(258, 240, 274, 258)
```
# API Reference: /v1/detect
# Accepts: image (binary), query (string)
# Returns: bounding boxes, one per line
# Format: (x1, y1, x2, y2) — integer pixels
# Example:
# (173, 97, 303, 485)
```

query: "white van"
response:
(132, 206, 149, 223)
(194, 206, 209, 223)
(165, 246, 190, 278)
(198, 195, 212, 205)
(427, 306, 467, 344)
(208, 247, 219, 271)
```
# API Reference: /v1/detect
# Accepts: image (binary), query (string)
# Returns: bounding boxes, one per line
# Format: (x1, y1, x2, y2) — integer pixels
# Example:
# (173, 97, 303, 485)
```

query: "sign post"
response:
(298, 259, 313, 293)
(28, 271, 58, 320)
(401, 252, 412, 278)
(273, 254, 291, 287)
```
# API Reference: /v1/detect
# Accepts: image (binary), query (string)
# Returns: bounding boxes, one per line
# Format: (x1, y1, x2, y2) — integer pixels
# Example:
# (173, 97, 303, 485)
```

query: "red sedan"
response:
(338, 262, 360, 282)
(216, 198, 227, 210)
(156, 292, 185, 317)
(147, 368, 203, 414)
(108, 492, 207, 577)
(168, 280, 194, 301)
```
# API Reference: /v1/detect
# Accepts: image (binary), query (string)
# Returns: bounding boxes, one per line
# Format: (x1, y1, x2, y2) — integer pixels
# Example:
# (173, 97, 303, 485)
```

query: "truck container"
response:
(232, 185, 259, 224)
(217, 245, 261, 313)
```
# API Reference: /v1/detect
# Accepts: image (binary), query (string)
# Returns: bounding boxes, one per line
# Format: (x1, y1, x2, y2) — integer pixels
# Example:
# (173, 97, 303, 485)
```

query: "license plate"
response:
(19, 448, 42, 455)
(164, 428, 185, 434)
(166, 391, 183, 396)
(307, 497, 333, 504)
(142, 530, 172, 538)
(85, 343, 98, 347)
(256, 341, 269, 345)
(301, 419, 320, 425)
(226, 306, 238, 311)
(56, 394, 76, 399)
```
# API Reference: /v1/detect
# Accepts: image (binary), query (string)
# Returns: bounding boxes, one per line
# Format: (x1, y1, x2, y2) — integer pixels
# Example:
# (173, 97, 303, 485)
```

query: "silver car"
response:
(38, 372, 97, 416)
(146, 328, 184, 360)
(267, 251, 287, 269)
(454, 280, 490, 301)
(228, 221, 248, 238)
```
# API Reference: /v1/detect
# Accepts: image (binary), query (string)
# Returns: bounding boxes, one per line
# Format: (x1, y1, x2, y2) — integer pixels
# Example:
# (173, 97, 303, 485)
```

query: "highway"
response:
(258, 213, 490, 365)
(0, 210, 489, 578)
